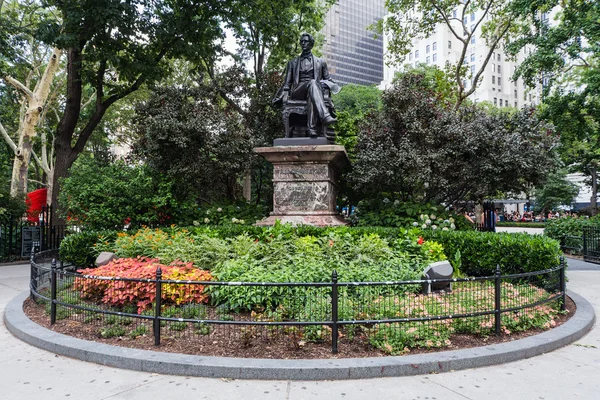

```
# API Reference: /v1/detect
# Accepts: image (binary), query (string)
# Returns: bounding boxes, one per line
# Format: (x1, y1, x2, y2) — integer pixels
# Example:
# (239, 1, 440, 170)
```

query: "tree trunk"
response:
(5, 48, 62, 198)
(50, 146, 77, 226)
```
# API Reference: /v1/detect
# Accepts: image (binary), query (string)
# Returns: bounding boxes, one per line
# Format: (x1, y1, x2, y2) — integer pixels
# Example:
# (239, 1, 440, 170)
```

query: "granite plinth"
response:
(255, 145, 350, 226)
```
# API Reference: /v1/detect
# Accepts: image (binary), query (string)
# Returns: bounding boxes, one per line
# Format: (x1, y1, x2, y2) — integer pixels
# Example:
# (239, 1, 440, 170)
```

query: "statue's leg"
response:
(306, 96, 317, 137)
(307, 80, 331, 121)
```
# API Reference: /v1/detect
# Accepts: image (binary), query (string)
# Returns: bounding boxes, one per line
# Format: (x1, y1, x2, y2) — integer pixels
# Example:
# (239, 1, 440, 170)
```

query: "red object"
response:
(417, 237, 424, 245)
(26, 188, 47, 223)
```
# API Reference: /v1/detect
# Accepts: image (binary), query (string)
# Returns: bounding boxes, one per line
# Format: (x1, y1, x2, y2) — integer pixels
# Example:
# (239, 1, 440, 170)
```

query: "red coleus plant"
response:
(74, 257, 212, 313)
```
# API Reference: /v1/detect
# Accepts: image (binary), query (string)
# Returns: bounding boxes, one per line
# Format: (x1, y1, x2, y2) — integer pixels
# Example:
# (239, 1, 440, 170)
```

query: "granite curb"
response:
(4, 290, 595, 380)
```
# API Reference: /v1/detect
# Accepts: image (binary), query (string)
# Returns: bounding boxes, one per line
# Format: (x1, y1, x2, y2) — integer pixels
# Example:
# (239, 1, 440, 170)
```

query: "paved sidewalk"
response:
(1, 260, 599, 400)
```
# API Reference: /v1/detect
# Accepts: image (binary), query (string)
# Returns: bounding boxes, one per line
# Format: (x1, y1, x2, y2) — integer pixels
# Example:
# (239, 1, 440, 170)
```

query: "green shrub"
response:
(350, 199, 471, 230)
(422, 230, 561, 276)
(59, 230, 117, 267)
(544, 216, 596, 241)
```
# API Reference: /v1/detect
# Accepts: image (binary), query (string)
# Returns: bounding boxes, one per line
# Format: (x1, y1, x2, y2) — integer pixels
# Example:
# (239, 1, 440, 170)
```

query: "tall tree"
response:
(381, 0, 524, 107)
(349, 72, 560, 205)
(34, 0, 232, 223)
(506, 0, 600, 210)
(0, 0, 63, 202)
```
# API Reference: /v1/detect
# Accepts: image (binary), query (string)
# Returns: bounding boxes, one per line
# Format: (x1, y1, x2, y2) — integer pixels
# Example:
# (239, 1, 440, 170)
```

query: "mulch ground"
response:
(22, 296, 576, 359)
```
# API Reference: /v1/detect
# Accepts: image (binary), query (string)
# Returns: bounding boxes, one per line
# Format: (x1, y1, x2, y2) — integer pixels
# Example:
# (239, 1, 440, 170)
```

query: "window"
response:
(498, 78, 501, 86)
(448, 40, 452, 49)
(463, 16, 468, 24)
(470, 65, 475, 73)
(433, 42, 437, 51)
(453, 10, 457, 18)
(471, 13, 475, 22)
(415, 50, 419, 58)
(492, 63, 495, 72)
(494, 98, 497, 105)
(514, 101, 517, 107)
(426, 45, 430, 53)
(471, 24, 475, 32)
(409, 52, 413, 61)
(426, 56, 430, 64)
(497, 53, 501, 61)
(497, 65, 501, 75)
(471, 36, 476, 44)
(505, 100, 509, 107)
(492, 76, 496, 84)
(433, 53, 437, 62)
(470, 53, 475, 62)
(463, 58, 468, 64)
(514, 90, 517, 98)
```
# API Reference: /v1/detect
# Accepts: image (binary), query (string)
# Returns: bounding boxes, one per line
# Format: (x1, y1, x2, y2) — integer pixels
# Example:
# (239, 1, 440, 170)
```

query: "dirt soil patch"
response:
(22, 297, 575, 359)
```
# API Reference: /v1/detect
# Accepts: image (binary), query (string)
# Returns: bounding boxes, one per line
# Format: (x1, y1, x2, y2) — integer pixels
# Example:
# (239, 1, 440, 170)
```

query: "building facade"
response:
(321, 0, 386, 86)
(379, 7, 560, 107)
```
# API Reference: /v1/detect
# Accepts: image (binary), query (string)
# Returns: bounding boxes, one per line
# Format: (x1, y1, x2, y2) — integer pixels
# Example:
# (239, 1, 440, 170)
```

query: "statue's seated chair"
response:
(281, 88, 335, 143)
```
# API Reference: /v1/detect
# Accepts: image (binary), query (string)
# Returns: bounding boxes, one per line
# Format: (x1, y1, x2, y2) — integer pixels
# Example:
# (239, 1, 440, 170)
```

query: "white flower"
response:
(426, 219, 432, 225)
(232, 217, 238, 223)
(422, 224, 428, 229)
(217, 207, 223, 212)
(431, 225, 438, 230)
(193, 220, 200, 226)
(450, 223, 456, 229)
(394, 200, 400, 206)
(412, 222, 419, 227)
(430, 214, 436, 220)
(449, 217, 455, 223)
(239, 219, 245, 224)
(420, 214, 427, 220)
(206, 210, 211, 215)
(383, 197, 390, 204)
(204, 218, 210, 223)
(444, 219, 450, 224)
(442, 227, 449, 231)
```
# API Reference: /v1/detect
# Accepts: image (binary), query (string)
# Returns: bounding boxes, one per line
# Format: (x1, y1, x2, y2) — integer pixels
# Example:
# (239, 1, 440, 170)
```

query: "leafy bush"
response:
(422, 230, 561, 276)
(208, 231, 443, 311)
(59, 155, 182, 229)
(544, 216, 596, 241)
(74, 258, 212, 313)
(193, 202, 268, 226)
(59, 230, 118, 267)
(350, 199, 470, 231)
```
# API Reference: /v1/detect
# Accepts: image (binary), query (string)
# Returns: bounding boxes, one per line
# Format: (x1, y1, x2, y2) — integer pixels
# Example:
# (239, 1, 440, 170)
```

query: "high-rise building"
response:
(379, 7, 560, 107)
(321, 0, 386, 86)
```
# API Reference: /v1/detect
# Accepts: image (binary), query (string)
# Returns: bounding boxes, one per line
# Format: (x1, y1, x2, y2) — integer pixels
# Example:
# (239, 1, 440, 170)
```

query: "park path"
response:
(0, 259, 598, 400)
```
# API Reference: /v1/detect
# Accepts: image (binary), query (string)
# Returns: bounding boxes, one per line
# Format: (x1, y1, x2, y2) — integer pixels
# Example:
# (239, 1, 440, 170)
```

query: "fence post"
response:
(30, 247, 36, 299)
(50, 258, 57, 325)
(560, 257, 567, 311)
(583, 227, 588, 260)
(494, 264, 501, 336)
(331, 270, 339, 354)
(154, 267, 162, 346)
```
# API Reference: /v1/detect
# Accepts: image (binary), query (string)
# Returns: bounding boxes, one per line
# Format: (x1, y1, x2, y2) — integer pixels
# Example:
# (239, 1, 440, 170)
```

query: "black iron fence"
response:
(583, 226, 600, 264)
(0, 205, 68, 262)
(30, 251, 567, 354)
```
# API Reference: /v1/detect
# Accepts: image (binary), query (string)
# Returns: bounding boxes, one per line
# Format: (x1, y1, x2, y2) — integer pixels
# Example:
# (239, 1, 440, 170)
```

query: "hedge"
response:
(422, 230, 561, 276)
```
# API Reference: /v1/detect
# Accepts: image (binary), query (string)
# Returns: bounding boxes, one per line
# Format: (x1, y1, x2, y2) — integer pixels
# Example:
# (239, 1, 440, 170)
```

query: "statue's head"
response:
(299, 33, 315, 52)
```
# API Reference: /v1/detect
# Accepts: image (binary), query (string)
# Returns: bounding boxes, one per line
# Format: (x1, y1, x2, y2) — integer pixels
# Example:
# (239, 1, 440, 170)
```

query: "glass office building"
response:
(321, 0, 385, 86)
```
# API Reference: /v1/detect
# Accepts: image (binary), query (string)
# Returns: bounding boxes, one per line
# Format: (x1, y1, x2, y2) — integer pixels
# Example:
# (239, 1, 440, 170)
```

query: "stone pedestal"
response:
(255, 145, 350, 226)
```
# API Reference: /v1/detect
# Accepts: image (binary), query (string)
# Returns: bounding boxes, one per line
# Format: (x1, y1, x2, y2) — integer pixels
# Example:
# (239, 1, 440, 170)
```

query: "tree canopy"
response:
(349, 72, 560, 205)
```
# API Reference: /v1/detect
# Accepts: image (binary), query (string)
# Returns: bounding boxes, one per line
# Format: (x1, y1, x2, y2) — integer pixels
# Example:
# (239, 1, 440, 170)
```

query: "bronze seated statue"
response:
(273, 33, 340, 144)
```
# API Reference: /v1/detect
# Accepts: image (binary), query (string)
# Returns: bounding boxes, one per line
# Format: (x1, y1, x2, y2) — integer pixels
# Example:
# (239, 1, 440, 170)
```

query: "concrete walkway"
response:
(1, 259, 599, 399)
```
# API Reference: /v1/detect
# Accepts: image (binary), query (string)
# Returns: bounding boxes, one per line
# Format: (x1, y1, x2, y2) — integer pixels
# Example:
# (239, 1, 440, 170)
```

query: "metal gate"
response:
(583, 226, 600, 264)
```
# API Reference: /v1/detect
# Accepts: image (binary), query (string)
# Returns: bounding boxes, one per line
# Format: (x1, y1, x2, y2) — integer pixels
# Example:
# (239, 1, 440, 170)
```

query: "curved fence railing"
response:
(30, 252, 567, 354)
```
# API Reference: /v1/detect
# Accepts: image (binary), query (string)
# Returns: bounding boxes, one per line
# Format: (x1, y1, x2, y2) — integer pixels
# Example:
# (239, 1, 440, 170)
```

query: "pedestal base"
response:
(255, 145, 350, 227)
